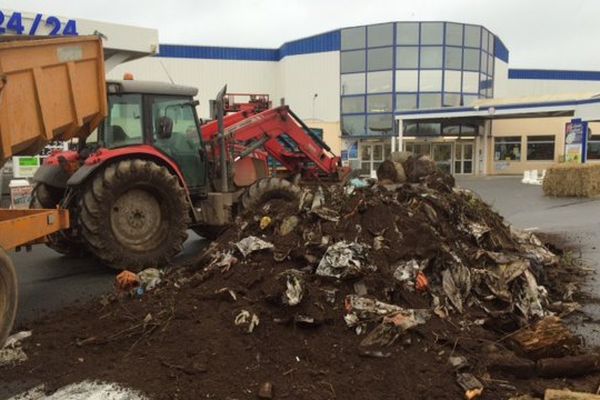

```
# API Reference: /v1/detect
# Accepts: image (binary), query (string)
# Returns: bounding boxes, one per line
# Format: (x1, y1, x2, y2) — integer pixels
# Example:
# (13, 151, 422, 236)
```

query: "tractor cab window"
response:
(102, 94, 144, 148)
(151, 96, 201, 155)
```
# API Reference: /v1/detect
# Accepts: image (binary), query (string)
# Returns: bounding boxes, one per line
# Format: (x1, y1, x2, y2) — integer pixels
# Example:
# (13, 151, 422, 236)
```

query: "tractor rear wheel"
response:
(30, 183, 87, 257)
(0, 248, 17, 347)
(241, 177, 302, 211)
(79, 159, 190, 271)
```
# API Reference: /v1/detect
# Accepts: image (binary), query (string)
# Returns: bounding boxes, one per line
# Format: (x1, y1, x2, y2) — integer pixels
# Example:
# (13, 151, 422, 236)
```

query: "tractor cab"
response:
(94, 79, 208, 196)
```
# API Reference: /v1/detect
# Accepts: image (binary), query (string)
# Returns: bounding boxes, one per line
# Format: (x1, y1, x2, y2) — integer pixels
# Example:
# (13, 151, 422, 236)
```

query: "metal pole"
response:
(216, 85, 228, 192)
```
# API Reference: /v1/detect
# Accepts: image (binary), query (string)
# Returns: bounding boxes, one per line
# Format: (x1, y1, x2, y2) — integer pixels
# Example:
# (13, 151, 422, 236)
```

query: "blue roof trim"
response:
(508, 69, 600, 81)
(494, 37, 509, 63)
(159, 31, 340, 62)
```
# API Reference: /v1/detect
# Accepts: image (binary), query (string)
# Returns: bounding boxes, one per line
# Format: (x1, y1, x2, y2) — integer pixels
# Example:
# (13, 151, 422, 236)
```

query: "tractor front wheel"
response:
(241, 177, 302, 211)
(0, 248, 17, 347)
(79, 159, 190, 271)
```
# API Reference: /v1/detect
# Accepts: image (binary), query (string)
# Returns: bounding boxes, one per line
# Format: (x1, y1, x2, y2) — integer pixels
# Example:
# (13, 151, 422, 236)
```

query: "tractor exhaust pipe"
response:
(216, 85, 228, 193)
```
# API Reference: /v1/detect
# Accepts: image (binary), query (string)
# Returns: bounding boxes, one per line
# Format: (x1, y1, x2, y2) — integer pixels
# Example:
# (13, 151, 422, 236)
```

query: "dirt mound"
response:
(1, 173, 595, 400)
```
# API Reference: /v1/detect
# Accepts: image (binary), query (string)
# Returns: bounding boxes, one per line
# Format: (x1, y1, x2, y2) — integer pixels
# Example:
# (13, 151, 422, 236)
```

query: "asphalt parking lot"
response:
(8, 176, 600, 336)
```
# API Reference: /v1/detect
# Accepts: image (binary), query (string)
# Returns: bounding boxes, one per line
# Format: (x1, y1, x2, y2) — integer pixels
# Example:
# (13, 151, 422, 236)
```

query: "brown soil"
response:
(1, 173, 597, 400)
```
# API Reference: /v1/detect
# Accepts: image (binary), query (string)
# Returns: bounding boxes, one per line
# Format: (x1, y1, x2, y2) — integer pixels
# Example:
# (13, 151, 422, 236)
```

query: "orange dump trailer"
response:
(0, 36, 107, 345)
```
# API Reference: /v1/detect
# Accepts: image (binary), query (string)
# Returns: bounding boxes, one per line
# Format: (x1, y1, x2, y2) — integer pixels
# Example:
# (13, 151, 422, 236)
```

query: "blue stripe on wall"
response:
(494, 37, 509, 63)
(159, 30, 341, 62)
(508, 69, 600, 81)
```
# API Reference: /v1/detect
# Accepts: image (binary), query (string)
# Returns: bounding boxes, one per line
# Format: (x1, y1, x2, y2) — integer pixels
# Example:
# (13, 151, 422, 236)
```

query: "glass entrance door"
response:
(432, 143, 452, 174)
(454, 142, 474, 175)
(360, 142, 385, 176)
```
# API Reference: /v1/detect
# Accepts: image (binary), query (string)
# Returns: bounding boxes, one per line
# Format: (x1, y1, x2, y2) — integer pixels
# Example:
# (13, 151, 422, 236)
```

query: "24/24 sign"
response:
(0, 11, 78, 36)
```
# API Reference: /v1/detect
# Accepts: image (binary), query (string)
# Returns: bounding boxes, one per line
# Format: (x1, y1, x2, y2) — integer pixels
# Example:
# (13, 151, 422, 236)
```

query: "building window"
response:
(396, 46, 419, 69)
(367, 70, 393, 93)
(368, 23, 394, 47)
(527, 135, 555, 161)
(418, 123, 441, 135)
(588, 135, 600, 160)
(495, 136, 522, 161)
(395, 70, 419, 91)
(396, 22, 419, 45)
(367, 94, 392, 113)
(463, 72, 479, 93)
(464, 25, 481, 48)
(445, 46, 462, 69)
(443, 93, 462, 107)
(421, 22, 443, 45)
(419, 70, 442, 91)
(420, 46, 443, 68)
(341, 27, 366, 50)
(341, 96, 365, 114)
(446, 23, 463, 46)
(395, 94, 418, 111)
(367, 47, 393, 71)
(342, 115, 365, 136)
(341, 73, 365, 95)
(463, 48, 480, 71)
(341, 50, 366, 73)
(419, 93, 442, 108)
(367, 114, 394, 135)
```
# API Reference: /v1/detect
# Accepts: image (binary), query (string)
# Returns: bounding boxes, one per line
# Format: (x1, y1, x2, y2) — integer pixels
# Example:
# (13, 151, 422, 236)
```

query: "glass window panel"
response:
(445, 46, 462, 69)
(587, 140, 600, 160)
(482, 30, 490, 52)
(367, 114, 394, 135)
(341, 73, 365, 95)
(494, 137, 522, 161)
(463, 161, 473, 173)
(341, 96, 365, 114)
(367, 70, 393, 93)
(373, 144, 384, 160)
(367, 94, 392, 113)
(413, 142, 432, 155)
(445, 70, 462, 92)
(396, 22, 419, 45)
(360, 145, 371, 160)
(418, 123, 441, 135)
(446, 23, 463, 46)
(419, 70, 442, 91)
(463, 94, 479, 105)
(443, 93, 461, 107)
(527, 137, 555, 161)
(420, 46, 443, 68)
(368, 23, 393, 47)
(419, 93, 442, 109)
(462, 125, 477, 136)
(342, 115, 366, 136)
(421, 22, 443, 45)
(404, 123, 419, 136)
(455, 161, 462, 174)
(396, 46, 419, 69)
(464, 48, 480, 71)
(445, 125, 461, 136)
(486, 87, 493, 98)
(341, 50, 366, 73)
(463, 72, 478, 95)
(488, 33, 495, 54)
(341, 27, 366, 50)
(487, 54, 494, 75)
(480, 50, 487, 74)
(367, 47, 393, 71)
(395, 70, 419, 91)
(395, 94, 418, 111)
(464, 25, 481, 48)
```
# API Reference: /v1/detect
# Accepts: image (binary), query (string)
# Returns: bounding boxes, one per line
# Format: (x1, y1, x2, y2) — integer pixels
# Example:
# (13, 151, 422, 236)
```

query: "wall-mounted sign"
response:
(564, 118, 588, 163)
(0, 10, 78, 36)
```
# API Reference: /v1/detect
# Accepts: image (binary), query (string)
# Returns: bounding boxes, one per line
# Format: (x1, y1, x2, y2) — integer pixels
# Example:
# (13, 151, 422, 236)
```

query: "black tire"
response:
(240, 177, 302, 211)
(30, 183, 87, 257)
(79, 159, 190, 270)
(0, 248, 17, 347)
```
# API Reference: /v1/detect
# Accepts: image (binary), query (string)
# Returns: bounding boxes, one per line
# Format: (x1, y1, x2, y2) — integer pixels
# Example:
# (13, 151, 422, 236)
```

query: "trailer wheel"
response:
(241, 177, 302, 211)
(79, 159, 190, 271)
(0, 248, 17, 348)
(30, 183, 87, 257)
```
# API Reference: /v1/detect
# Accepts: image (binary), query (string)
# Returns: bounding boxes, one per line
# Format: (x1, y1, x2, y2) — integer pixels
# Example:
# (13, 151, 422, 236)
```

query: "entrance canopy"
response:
(396, 92, 600, 125)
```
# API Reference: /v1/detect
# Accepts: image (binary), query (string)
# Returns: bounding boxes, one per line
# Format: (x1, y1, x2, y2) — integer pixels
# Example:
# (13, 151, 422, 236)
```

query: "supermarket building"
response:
(5, 10, 600, 176)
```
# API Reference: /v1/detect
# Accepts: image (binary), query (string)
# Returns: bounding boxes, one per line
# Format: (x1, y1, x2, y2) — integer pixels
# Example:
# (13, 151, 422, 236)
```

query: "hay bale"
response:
(376, 160, 407, 183)
(543, 163, 600, 197)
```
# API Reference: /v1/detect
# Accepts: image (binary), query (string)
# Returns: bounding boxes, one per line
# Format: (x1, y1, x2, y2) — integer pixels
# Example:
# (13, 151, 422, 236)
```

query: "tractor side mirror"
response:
(157, 116, 173, 139)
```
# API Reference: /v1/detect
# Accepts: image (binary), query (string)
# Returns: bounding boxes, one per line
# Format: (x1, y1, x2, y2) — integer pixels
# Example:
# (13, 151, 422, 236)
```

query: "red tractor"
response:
(32, 79, 348, 270)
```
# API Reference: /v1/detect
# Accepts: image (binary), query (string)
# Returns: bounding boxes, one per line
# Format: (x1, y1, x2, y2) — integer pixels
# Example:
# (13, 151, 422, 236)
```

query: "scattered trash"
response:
(279, 215, 299, 236)
(544, 389, 600, 400)
(511, 316, 575, 359)
(456, 373, 484, 400)
(449, 355, 469, 371)
(3, 331, 32, 349)
(208, 251, 239, 271)
(257, 381, 273, 399)
(235, 236, 274, 258)
(311, 186, 325, 210)
(348, 177, 371, 189)
(316, 241, 375, 279)
(280, 270, 305, 306)
(234, 310, 260, 333)
(115, 270, 140, 291)
(393, 259, 423, 290)
(8, 381, 149, 400)
(138, 268, 162, 291)
(260, 216, 272, 230)
(311, 207, 340, 222)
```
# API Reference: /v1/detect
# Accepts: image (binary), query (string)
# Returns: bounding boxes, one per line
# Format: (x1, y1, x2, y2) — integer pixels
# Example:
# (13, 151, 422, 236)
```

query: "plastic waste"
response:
(348, 178, 370, 188)
(0, 331, 32, 367)
(311, 207, 340, 222)
(115, 270, 140, 291)
(280, 270, 305, 306)
(456, 373, 484, 399)
(279, 215, 299, 236)
(234, 310, 260, 333)
(316, 241, 375, 279)
(260, 216, 272, 230)
(235, 236, 274, 258)
(138, 268, 162, 291)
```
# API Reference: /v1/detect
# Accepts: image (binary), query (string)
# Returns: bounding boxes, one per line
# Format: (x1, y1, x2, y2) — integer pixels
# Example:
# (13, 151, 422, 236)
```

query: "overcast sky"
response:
(2, 0, 598, 70)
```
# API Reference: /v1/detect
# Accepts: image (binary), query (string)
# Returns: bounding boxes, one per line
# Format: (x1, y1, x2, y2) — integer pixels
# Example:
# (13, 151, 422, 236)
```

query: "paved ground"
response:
(8, 177, 600, 340)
